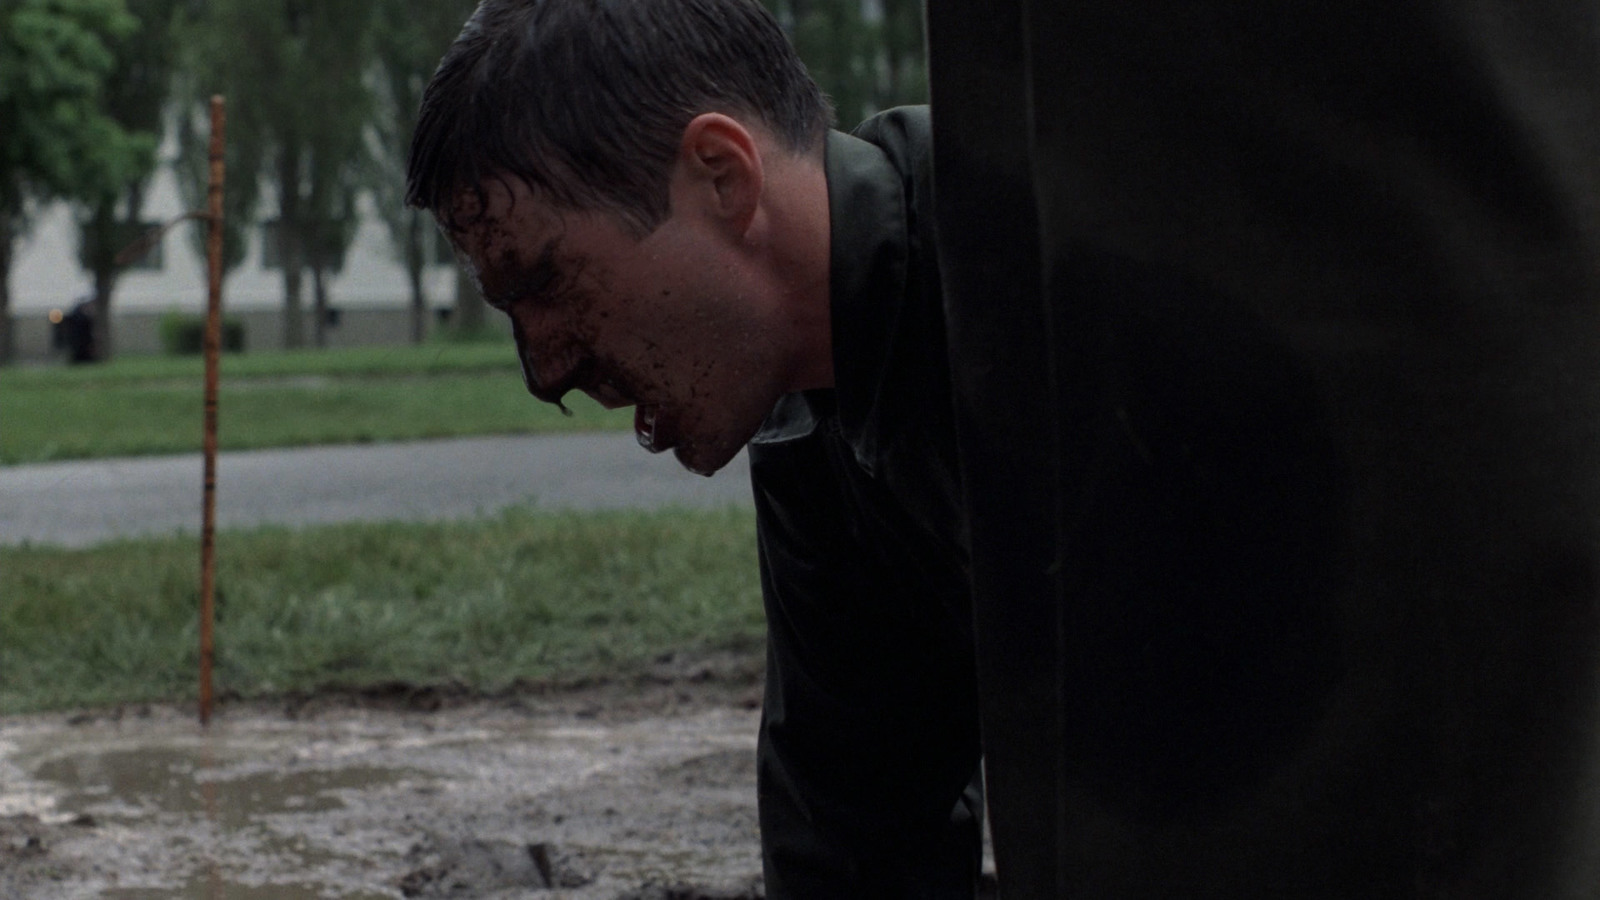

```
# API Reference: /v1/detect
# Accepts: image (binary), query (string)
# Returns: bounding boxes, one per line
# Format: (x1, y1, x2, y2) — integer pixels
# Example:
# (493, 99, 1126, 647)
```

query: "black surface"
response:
(931, 1, 1600, 896)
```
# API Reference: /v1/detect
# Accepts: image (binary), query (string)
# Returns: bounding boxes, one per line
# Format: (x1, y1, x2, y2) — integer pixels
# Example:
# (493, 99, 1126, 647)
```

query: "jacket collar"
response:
(825, 128, 909, 472)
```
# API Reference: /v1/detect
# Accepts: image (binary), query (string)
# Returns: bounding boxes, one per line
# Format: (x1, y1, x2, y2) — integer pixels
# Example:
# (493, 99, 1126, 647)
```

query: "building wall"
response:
(5, 147, 466, 363)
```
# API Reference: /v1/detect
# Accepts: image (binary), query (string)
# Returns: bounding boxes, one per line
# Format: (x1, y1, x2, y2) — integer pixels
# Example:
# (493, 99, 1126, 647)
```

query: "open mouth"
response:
(635, 405, 664, 452)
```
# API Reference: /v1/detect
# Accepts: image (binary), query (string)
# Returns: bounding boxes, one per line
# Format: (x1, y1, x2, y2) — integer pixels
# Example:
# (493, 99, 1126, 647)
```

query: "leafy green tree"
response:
(166, 0, 921, 358)
(178, 0, 377, 349)
(74, 0, 181, 360)
(0, 0, 153, 365)
(763, 0, 927, 129)
(296, 2, 378, 349)
(171, 7, 262, 283)
(785, 0, 876, 126)
(875, 0, 928, 109)
(368, 0, 478, 344)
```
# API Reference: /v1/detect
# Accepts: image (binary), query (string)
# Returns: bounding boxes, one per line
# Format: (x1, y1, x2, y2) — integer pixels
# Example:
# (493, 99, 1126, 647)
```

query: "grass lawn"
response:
(0, 506, 763, 715)
(0, 343, 633, 465)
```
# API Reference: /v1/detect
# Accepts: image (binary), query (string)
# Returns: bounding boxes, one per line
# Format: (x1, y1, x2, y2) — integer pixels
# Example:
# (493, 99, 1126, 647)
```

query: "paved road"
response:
(0, 433, 753, 548)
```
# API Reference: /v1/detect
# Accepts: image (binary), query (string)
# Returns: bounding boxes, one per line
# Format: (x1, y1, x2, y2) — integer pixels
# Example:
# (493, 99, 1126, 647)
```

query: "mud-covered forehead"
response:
(442, 178, 597, 320)
(438, 176, 551, 261)
(438, 170, 640, 245)
(436, 172, 538, 237)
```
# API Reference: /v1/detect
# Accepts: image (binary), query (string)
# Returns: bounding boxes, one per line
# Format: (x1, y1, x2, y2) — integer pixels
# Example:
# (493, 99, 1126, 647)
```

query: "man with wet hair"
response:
(407, 1, 982, 897)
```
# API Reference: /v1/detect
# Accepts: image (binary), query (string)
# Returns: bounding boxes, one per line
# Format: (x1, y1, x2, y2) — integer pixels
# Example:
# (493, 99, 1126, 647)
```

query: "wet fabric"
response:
(927, 2, 1600, 896)
(748, 107, 984, 900)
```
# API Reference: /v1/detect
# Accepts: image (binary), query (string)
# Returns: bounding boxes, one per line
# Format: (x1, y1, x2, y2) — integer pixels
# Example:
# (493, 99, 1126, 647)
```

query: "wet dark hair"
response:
(406, 0, 833, 235)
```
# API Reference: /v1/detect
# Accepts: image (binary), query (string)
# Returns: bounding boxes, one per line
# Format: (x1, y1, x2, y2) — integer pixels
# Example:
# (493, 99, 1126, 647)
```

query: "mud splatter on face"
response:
(459, 210, 617, 412)
(446, 177, 797, 476)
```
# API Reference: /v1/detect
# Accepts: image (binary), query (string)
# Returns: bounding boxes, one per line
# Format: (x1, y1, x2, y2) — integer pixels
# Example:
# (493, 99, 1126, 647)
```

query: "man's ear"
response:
(676, 113, 764, 237)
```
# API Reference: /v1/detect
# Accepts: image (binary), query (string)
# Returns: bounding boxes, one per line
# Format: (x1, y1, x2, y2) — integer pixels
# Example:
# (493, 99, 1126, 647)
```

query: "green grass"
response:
(0, 343, 633, 464)
(4, 342, 523, 385)
(0, 506, 763, 715)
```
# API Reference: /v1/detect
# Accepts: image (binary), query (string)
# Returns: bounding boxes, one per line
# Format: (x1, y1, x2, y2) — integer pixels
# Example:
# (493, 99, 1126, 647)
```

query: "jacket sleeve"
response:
(747, 418, 983, 900)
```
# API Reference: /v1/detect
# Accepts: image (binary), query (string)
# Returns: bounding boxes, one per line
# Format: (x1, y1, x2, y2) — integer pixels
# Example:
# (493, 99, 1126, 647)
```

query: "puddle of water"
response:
(21, 743, 426, 898)
(0, 707, 767, 899)
(33, 748, 417, 829)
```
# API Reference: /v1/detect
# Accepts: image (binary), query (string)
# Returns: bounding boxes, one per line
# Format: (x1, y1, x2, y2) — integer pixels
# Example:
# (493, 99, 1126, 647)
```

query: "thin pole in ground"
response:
(199, 95, 227, 727)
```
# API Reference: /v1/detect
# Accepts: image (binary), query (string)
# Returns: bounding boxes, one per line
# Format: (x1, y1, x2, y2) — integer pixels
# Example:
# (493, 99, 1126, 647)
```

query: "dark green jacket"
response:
(748, 106, 984, 900)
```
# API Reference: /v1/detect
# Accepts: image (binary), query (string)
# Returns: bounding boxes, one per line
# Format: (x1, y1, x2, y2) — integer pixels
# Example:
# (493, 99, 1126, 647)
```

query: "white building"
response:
(6, 150, 461, 363)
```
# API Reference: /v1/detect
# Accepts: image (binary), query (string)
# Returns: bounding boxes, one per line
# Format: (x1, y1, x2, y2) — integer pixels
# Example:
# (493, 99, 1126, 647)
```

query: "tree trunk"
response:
(82, 202, 117, 362)
(454, 263, 487, 334)
(0, 219, 13, 367)
(406, 212, 428, 344)
(311, 264, 329, 348)
(90, 265, 116, 361)
(281, 244, 304, 350)
(86, 185, 149, 363)
(880, 0, 902, 103)
(278, 151, 305, 349)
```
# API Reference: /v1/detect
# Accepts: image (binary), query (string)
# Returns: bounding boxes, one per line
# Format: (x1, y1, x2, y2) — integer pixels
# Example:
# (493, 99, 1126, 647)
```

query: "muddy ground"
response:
(0, 652, 776, 900)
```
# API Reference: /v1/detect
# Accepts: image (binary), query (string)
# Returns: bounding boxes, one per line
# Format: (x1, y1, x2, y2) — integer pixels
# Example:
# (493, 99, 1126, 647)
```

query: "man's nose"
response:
(512, 329, 551, 399)
(513, 330, 576, 406)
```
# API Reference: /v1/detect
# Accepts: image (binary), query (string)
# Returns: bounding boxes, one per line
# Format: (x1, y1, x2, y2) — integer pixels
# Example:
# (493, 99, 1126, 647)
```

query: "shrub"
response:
(159, 312, 246, 356)
(429, 321, 512, 346)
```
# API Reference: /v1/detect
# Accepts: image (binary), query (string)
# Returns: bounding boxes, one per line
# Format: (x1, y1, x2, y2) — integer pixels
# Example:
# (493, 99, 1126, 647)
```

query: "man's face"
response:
(449, 177, 793, 476)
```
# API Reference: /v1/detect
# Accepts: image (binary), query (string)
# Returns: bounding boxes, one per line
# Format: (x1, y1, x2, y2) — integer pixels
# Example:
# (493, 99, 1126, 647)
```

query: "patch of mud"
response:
(613, 886, 764, 900)
(0, 813, 51, 863)
(0, 653, 770, 899)
(397, 837, 591, 896)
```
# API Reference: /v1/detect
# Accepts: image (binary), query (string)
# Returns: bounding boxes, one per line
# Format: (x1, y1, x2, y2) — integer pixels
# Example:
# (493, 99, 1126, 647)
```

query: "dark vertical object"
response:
(932, 1, 1600, 897)
(924, 1, 1064, 897)
(199, 94, 226, 728)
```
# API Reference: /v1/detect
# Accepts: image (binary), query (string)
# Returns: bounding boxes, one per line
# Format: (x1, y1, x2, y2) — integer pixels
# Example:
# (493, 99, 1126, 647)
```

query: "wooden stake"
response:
(199, 95, 227, 727)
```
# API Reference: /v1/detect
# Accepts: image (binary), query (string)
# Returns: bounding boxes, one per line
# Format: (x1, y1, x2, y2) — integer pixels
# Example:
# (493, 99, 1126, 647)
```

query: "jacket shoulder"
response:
(849, 105, 932, 154)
